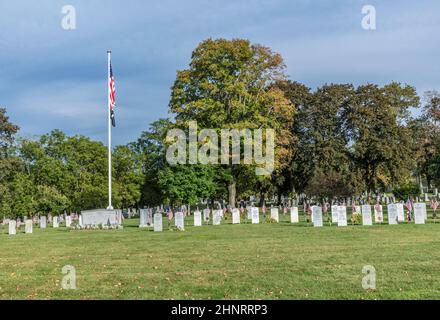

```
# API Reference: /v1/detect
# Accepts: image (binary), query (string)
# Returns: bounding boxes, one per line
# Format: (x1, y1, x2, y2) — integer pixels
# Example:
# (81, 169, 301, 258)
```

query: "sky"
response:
(1, 0, 439, 145)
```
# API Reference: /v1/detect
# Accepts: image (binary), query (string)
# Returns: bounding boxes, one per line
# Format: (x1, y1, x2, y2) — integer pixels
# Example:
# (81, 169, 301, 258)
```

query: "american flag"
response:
(109, 62, 116, 127)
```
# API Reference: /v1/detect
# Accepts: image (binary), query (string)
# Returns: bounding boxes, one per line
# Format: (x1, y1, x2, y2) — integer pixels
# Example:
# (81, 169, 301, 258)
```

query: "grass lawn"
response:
(1, 210, 440, 300)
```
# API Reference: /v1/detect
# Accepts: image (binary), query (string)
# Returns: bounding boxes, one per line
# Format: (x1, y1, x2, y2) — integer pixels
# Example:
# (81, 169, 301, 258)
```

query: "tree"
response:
(344, 83, 420, 197)
(112, 145, 143, 209)
(133, 119, 172, 206)
(169, 38, 295, 207)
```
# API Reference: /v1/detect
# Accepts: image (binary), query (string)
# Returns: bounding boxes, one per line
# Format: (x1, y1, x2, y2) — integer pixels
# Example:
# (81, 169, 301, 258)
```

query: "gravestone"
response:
(203, 209, 210, 224)
(175, 212, 185, 230)
(290, 207, 299, 223)
(232, 209, 240, 224)
(414, 203, 427, 225)
(312, 206, 323, 227)
(154, 213, 163, 232)
(65, 215, 72, 228)
(270, 208, 279, 222)
(80, 209, 121, 227)
(374, 205, 383, 223)
(396, 203, 405, 222)
(40, 216, 47, 229)
(213, 210, 222, 226)
(25, 220, 33, 234)
(331, 205, 339, 224)
(194, 210, 202, 227)
(78, 214, 83, 227)
(9, 220, 16, 235)
(139, 209, 148, 228)
(387, 204, 398, 225)
(425, 193, 429, 202)
(251, 207, 260, 224)
(361, 205, 373, 226)
(337, 206, 347, 227)
(53, 216, 59, 228)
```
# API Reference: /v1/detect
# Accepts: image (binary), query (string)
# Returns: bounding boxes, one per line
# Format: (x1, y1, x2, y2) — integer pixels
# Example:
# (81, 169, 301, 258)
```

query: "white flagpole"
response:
(107, 50, 113, 210)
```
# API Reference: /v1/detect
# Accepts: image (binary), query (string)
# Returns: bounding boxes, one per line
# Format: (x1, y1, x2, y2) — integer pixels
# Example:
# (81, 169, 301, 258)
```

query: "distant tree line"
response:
(1, 38, 440, 217)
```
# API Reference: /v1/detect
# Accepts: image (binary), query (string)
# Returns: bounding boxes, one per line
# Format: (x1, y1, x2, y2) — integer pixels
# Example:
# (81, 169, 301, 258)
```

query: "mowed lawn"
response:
(1, 211, 440, 300)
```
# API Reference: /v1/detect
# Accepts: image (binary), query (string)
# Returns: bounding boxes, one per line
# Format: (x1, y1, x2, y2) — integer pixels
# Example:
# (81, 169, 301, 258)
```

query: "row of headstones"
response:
(139, 203, 429, 232)
(7, 215, 76, 235)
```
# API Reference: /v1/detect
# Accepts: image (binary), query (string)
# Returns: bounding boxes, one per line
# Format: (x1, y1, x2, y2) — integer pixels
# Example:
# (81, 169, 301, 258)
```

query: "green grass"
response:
(1, 210, 440, 300)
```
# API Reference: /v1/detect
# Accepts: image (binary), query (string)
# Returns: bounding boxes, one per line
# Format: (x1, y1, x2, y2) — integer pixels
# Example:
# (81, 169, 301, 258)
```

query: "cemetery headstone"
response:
(331, 205, 339, 224)
(337, 206, 347, 227)
(65, 215, 72, 228)
(40, 216, 47, 229)
(374, 204, 383, 223)
(175, 212, 185, 230)
(251, 207, 260, 224)
(312, 206, 323, 227)
(213, 210, 222, 226)
(290, 207, 299, 223)
(387, 204, 398, 225)
(154, 213, 163, 232)
(232, 209, 240, 224)
(9, 220, 16, 235)
(396, 203, 405, 222)
(270, 208, 279, 222)
(361, 205, 373, 226)
(139, 209, 148, 228)
(194, 210, 202, 227)
(203, 209, 210, 224)
(53, 216, 59, 228)
(414, 203, 427, 225)
(25, 220, 33, 234)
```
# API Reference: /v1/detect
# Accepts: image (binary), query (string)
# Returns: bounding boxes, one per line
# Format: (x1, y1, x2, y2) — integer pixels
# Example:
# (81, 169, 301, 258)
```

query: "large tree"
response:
(169, 38, 295, 207)
(344, 83, 420, 197)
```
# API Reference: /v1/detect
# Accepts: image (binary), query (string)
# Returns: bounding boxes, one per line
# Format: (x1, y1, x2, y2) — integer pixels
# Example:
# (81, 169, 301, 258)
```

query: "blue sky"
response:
(1, 0, 439, 145)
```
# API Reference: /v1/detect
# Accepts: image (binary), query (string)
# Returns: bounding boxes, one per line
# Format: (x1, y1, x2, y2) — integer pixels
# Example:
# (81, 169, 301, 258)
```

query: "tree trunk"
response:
(228, 180, 236, 208)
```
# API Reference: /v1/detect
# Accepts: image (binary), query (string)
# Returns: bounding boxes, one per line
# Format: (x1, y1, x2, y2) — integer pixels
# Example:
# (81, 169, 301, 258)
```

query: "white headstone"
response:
(374, 205, 383, 223)
(9, 220, 16, 235)
(203, 209, 210, 224)
(66, 215, 72, 228)
(290, 207, 299, 223)
(361, 205, 373, 226)
(213, 210, 222, 225)
(40, 216, 47, 229)
(194, 211, 202, 227)
(53, 216, 59, 228)
(139, 209, 148, 228)
(337, 206, 347, 227)
(425, 193, 429, 202)
(175, 212, 185, 230)
(78, 214, 83, 227)
(232, 209, 240, 224)
(25, 220, 33, 234)
(312, 206, 323, 227)
(251, 207, 260, 224)
(331, 205, 339, 224)
(154, 213, 163, 232)
(270, 208, 279, 222)
(396, 203, 405, 222)
(387, 204, 398, 225)
(414, 203, 426, 225)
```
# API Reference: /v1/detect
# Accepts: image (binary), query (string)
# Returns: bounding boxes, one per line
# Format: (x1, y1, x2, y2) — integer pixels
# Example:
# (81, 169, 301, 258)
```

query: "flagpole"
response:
(107, 50, 113, 210)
